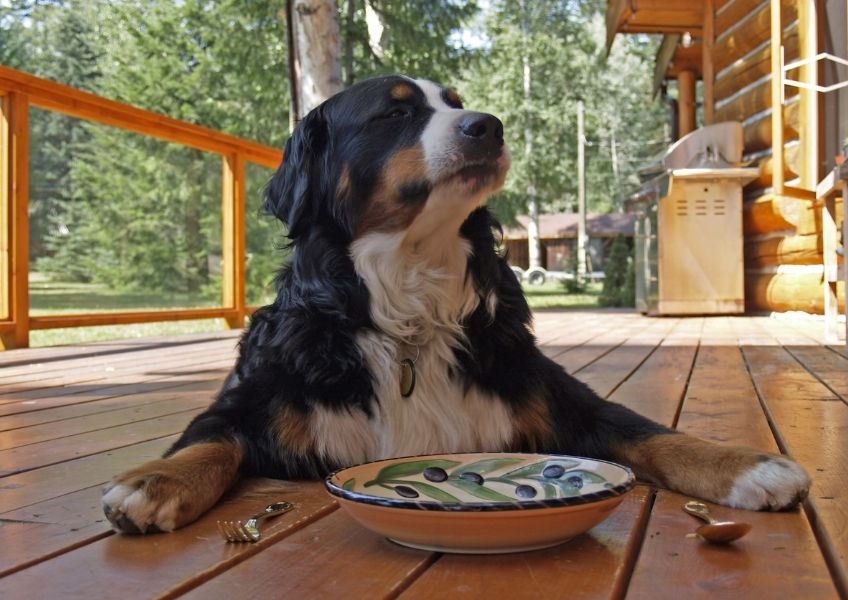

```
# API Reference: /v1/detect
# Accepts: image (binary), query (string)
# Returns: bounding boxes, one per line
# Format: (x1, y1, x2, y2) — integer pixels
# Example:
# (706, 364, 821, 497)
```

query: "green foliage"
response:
(459, 1, 666, 224)
(4, 0, 665, 314)
(343, 0, 478, 84)
(599, 234, 634, 307)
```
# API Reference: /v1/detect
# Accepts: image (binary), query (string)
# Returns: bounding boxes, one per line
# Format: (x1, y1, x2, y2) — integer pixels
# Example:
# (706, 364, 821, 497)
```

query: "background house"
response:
(608, 0, 846, 314)
(503, 213, 635, 272)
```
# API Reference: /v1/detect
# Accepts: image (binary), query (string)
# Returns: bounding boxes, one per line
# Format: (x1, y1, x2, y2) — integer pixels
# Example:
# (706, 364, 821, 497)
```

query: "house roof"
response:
(503, 213, 635, 240)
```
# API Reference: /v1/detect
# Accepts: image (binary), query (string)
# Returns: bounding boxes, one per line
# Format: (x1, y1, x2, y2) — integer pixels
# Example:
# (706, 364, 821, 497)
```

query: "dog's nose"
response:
(458, 113, 504, 147)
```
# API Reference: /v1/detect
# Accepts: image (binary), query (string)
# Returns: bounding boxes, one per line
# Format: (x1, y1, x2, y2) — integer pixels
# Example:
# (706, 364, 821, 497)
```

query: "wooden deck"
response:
(0, 310, 846, 599)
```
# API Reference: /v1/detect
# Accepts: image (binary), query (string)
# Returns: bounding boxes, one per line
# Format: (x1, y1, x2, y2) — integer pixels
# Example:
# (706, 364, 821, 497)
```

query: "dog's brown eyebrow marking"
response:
(390, 83, 415, 100)
(442, 88, 463, 109)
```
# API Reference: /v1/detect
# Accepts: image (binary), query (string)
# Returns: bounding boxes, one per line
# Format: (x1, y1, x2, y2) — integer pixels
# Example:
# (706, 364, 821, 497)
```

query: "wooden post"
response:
(677, 70, 696, 137)
(702, 0, 715, 125)
(770, 0, 784, 195)
(796, 0, 819, 190)
(0, 92, 29, 349)
(221, 153, 246, 330)
(822, 192, 839, 341)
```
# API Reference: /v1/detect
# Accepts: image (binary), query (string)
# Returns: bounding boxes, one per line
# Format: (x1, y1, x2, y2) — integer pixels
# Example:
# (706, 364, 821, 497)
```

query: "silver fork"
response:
(216, 501, 294, 543)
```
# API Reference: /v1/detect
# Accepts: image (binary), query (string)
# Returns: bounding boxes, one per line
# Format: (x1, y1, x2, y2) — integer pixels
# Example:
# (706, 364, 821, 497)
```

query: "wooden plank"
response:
(0, 336, 233, 385)
(0, 408, 203, 476)
(0, 435, 178, 513)
(540, 313, 637, 361)
(626, 338, 837, 598)
(0, 65, 281, 169)
(570, 318, 680, 398)
(0, 389, 212, 450)
(607, 318, 701, 425)
(743, 344, 848, 594)
(397, 487, 653, 600)
(0, 329, 239, 367)
(0, 377, 220, 433)
(0, 480, 337, 598)
(716, 0, 767, 36)
(0, 360, 229, 419)
(555, 318, 664, 378)
(28, 307, 239, 330)
(179, 508, 437, 600)
(783, 346, 848, 401)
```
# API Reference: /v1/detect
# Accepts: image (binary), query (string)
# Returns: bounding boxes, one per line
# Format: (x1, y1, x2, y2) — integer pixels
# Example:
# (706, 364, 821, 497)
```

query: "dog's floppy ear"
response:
(263, 106, 332, 240)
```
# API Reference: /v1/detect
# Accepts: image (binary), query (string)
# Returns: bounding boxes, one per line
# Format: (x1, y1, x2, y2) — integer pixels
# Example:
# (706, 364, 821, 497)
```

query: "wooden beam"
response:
(714, 1, 796, 73)
(703, 0, 716, 124)
(715, 78, 798, 123)
(605, 0, 628, 51)
(0, 93, 29, 349)
(0, 95, 8, 326)
(743, 101, 800, 152)
(221, 154, 246, 330)
(770, 0, 785, 195)
(745, 232, 822, 267)
(715, 26, 799, 103)
(28, 308, 238, 330)
(653, 34, 681, 96)
(745, 268, 843, 313)
(677, 70, 696, 136)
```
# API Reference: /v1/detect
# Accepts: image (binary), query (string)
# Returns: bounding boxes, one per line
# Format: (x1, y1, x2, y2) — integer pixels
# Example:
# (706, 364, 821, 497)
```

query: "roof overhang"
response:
(606, 1, 705, 90)
(606, 0, 704, 52)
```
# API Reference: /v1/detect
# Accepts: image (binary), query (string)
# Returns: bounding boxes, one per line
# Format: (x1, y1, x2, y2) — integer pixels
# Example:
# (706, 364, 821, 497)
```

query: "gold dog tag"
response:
(400, 358, 416, 398)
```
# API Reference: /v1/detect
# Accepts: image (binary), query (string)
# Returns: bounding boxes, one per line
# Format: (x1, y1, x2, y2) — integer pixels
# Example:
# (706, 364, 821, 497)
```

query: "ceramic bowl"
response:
(324, 452, 635, 554)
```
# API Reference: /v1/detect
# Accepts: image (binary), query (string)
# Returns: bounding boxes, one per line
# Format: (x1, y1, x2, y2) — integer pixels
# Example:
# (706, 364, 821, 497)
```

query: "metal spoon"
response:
(683, 501, 751, 544)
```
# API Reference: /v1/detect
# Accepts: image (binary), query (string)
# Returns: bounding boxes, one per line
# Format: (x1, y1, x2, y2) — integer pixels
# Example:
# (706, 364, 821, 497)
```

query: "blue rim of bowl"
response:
(324, 452, 636, 512)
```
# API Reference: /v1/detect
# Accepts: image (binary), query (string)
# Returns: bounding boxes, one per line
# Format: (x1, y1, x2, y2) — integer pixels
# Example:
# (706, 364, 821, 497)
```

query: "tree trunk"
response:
(286, 0, 343, 129)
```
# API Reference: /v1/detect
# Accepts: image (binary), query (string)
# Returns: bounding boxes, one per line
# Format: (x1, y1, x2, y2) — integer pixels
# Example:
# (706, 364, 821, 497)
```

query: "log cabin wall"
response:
(706, 0, 844, 313)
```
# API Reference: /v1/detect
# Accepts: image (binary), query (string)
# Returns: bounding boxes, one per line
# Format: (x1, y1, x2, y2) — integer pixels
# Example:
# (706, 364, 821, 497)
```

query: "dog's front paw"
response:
(102, 443, 241, 534)
(102, 470, 191, 534)
(723, 454, 811, 511)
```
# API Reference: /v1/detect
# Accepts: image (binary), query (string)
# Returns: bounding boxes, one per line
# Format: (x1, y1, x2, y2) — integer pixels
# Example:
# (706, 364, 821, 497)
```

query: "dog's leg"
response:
(609, 428, 810, 510)
(102, 413, 242, 533)
(528, 361, 810, 511)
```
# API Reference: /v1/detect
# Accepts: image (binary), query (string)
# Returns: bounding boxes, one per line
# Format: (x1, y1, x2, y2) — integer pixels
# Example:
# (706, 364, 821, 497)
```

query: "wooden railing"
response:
(0, 65, 283, 349)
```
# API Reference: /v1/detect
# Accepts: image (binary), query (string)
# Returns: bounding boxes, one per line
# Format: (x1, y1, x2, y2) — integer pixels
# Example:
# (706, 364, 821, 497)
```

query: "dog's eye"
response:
(382, 108, 408, 119)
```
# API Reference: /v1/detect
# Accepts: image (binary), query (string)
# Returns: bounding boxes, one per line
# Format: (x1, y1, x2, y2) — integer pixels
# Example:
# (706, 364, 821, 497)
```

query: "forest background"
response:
(0, 0, 666, 322)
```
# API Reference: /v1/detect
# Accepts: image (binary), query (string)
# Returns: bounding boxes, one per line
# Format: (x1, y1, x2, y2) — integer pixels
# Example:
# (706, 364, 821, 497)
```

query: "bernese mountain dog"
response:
(102, 76, 810, 534)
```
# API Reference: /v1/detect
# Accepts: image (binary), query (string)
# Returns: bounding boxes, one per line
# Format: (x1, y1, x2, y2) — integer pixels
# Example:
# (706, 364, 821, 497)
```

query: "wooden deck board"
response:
(0, 311, 844, 598)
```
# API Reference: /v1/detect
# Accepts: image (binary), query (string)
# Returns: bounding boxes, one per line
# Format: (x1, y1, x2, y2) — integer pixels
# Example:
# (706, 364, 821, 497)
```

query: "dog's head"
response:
(264, 76, 509, 243)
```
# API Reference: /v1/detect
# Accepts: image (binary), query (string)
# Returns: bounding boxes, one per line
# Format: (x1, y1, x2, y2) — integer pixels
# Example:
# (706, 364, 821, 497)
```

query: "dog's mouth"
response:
(437, 153, 509, 192)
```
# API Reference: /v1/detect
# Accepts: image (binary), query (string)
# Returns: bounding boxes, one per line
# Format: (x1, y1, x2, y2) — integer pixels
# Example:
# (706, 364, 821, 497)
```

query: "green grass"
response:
(25, 275, 601, 348)
(521, 281, 602, 310)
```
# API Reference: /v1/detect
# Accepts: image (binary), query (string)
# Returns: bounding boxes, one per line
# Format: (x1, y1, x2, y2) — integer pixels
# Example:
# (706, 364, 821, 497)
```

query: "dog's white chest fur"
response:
(308, 231, 514, 466)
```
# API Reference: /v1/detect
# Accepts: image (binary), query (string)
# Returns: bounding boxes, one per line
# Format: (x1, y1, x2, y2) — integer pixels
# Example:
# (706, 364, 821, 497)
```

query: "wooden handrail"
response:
(0, 65, 282, 169)
(0, 66, 285, 349)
